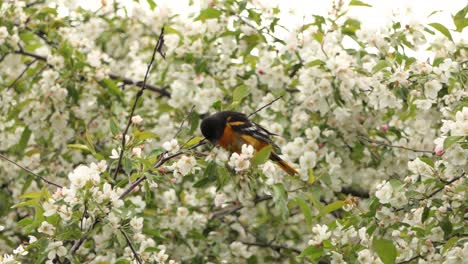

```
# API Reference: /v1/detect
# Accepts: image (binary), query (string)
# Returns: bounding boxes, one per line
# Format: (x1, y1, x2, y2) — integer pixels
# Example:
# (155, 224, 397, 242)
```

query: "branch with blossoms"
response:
(394, 172, 465, 212)
(358, 135, 434, 154)
(0, 153, 62, 188)
(11, 49, 169, 96)
(121, 229, 142, 264)
(113, 27, 166, 180)
(241, 241, 301, 254)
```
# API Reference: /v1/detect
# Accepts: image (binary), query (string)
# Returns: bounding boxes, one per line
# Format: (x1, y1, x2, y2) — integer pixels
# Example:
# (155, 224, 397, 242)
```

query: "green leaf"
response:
(294, 197, 312, 227)
(308, 168, 315, 184)
(442, 236, 460, 254)
(212, 100, 222, 111)
(14, 126, 32, 156)
(195, 8, 222, 22)
(134, 130, 159, 141)
(252, 146, 272, 166)
(418, 156, 434, 168)
(98, 79, 123, 99)
(188, 111, 200, 133)
(110, 118, 119, 135)
(440, 217, 453, 236)
(421, 207, 430, 223)
(85, 130, 96, 153)
(186, 136, 204, 147)
(306, 59, 325, 67)
(342, 18, 361, 35)
(319, 200, 345, 217)
(248, 9, 262, 25)
(67, 144, 92, 152)
(12, 199, 40, 208)
(349, 0, 372, 7)
(372, 60, 390, 73)
(300, 245, 323, 260)
(428, 23, 453, 41)
(372, 239, 397, 264)
(146, 0, 157, 10)
(215, 166, 230, 190)
(453, 6, 468, 32)
(443, 136, 462, 150)
(272, 184, 289, 219)
(233, 85, 250, 102)
(19, 192, 42, 199)
(194, 162, 217, 188)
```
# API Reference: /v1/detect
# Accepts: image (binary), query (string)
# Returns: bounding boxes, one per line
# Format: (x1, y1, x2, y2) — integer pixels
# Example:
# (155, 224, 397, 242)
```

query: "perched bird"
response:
(200, 111, 298, 175)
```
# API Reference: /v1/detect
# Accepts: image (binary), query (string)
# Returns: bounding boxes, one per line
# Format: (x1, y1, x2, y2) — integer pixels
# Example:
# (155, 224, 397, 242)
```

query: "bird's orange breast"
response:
(218, 125, 268, 153)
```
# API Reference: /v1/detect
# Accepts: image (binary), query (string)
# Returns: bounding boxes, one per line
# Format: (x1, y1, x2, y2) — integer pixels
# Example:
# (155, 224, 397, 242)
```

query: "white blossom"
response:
(38, 221, 55, 236)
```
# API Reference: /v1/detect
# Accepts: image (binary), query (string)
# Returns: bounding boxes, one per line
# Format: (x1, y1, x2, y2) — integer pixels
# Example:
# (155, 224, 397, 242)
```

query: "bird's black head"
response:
(200, 112, 228, 144)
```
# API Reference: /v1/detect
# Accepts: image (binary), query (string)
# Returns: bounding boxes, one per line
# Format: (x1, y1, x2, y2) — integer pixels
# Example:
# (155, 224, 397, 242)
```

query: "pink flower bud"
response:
(380, 124, 389, 133)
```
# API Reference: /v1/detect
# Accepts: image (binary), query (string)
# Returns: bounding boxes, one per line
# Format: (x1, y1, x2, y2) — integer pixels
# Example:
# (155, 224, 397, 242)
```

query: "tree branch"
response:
(395, 173, 465, 212)
(118, 139, 206, 200)
(7, 58, 38, 89)
(358, 135, 434, 154)
(13, 50, 169, 96)
(248, 95, 284, 118)
(113, 27, 165, 180)
(121, 229, 142, 264)
(0, 153, 62, 188)
(211, 195, 272, 219)
(108, 73, 170, 97)
(241, 241, 301, 254)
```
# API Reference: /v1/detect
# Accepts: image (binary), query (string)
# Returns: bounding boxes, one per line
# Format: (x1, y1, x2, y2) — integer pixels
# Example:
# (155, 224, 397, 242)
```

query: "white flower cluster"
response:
(228, 144, 254, 172)
(375, 181, 407, 208)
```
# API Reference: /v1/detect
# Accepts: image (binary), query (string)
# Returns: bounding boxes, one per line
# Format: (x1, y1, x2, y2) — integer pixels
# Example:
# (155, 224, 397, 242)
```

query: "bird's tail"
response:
(270, 152, 298, 176)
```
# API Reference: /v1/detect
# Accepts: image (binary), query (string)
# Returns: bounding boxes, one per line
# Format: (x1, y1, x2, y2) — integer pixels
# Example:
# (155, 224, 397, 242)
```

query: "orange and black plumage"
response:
(200, 111, 298, 175)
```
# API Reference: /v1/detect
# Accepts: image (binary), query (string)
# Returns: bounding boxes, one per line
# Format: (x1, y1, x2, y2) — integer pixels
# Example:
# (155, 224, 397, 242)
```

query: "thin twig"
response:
(395, 173, 465, 212)
(0, 153, 62, 188)
(248, 95, 284, 118)
(426, 173, 464, 199)
(7, 59, 38, 89)
(174, 105, 195, 138)
(241, 241, 301, 254)
(211, 195, 272, 219)
(14, 50, 48, 62)
(13, 50, 168, 95)
(113, 27, 165, 180)
(397, 255, 421, 264)
(118, 139, 207, 200)
(358, 135, 434, 154)
(108, 73, 170, 97)
(235, 14, 285, 43)
(121, 229, 142, 264)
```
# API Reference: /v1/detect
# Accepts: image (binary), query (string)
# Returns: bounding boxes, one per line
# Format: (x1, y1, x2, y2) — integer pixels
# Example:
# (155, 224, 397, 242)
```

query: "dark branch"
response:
(0, 153, 62, 188)
(121, 229, 142, 264)
(211, 195, 272, 219)
(174, 105, 195, 138)
(113, 27, 165, 180)
(13, 50, 168, 95)
(108, 73, 170, 97)
(395, 173, 465, 212)
(340, 187, 370, 199)
(241, 241, 301, 254)
(7, 59, 38, 89)
(426, 173, 464, 199)
(248, 95, 284, 118)
(358, 135, 434, 154)
(118, 139, 206, 200)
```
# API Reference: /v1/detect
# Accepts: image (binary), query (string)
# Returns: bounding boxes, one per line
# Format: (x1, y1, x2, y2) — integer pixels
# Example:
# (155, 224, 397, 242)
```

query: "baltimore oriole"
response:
(200, 111, 298, 175)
